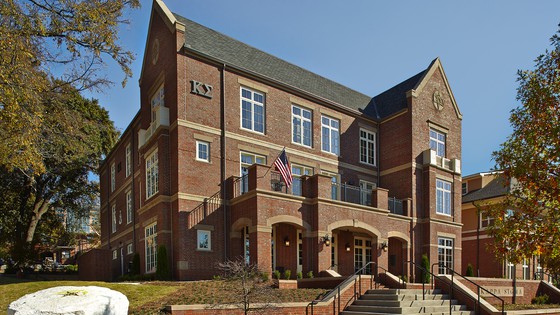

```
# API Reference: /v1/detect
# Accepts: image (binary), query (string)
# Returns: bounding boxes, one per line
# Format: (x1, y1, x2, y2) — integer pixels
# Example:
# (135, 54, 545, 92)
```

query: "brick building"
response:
(461, 172, 544, 280)
(99, 0, 463, 281)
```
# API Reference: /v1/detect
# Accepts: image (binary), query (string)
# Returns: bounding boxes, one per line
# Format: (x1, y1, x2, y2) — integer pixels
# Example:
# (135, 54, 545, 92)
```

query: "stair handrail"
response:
(305, 261, 377, 315)
(437, 263, 505, 315)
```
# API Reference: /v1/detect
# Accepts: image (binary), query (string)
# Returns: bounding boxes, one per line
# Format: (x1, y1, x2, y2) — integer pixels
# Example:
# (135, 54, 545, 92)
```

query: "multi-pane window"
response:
(240, 87, 265, 133)
(292, 105, 312, 147)
(196, 141, 209, 162)
(430, 129, 446, 157)
(111, 205, 116, 233)
(480, 212, 494, 229)
(197, 230, 211, 251)
(436, 179, 452, 215)
(243, 226, 250, 265)
(522, 258, 530, 280)
(240, 152, 266, 193)
(297, 230, 303, 273)
(321, 171, 339, 200)
(505, 261, 515, 279)
(359, 129, 376, 166)
(437, 237, 453, 274)
(145, 223, 157, 273)
(110, 163, 116, 192)
(125, 144, 132, 177)
(112, 250, 117, 260)
(359, 180, 375, 206)
(126, 190, 132, 224)
(291, 164, 313, 196)
(151, 84, 164, 123)
(321, 116, 340, 155)
(146, 149, 159, 199)
(331, 235, 338, 272)
(461, 182, 468, 195)
(127, 243, 133, 255)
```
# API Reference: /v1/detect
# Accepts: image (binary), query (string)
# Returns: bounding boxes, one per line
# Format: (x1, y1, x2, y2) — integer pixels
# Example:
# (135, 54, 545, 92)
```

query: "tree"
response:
(0, 0, 138, 172)
(213, 259, 277, 315)
(156, 245, 170, 280)
(489, 24, 560, 276)
(0, 82, 118, 265)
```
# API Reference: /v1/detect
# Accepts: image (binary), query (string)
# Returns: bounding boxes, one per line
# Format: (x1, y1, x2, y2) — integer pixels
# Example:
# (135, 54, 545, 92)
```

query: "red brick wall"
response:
(78, 249, 111, 281)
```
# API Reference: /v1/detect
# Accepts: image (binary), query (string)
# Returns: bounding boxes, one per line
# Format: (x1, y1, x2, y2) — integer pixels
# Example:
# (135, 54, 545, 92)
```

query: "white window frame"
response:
(522, 258, 530, 280)
(430, 129, 446, 157)
(321, 115, 340, 155)
(127, 243, 133, 255)
(297, 229, 303, 273)
(240, 87, 265, 134)
(321, 170, 340, 200)
(145, 223, 157, 273)
(359, 180, 375, 206)
(479, 211, 494, 229)
(240, 152, 266, 194)
(331, 234, 338, 272)
(291, 105, 312, 147)
(126, 190, 133, 224)
(112, 250, 117, 260)
(461, 182, 468, 195)
(125, 144, 132, 177)
(196, 140, 210, 162)
(110, 163, 116, 192)
(359, 129, 376, 166)
(197, 230, 211, 251)
(118, 209, 122, 224)
(437, 237, 454, 275)
(436, 179, 452, 216)
(505, 261, 515, 279)
(291, 164, 313, 196)
(151, 83, 164, 123)
(243, 226, 250, 265)
(111, 204, 116, 233)
(146, 149, 159, 199)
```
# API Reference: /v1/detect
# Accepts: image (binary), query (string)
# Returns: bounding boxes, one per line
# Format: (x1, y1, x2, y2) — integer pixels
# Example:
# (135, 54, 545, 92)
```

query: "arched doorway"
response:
(387, 232, 410, 278)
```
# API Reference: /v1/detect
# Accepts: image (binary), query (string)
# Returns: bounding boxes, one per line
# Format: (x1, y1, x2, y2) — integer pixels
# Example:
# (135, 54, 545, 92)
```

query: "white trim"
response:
(291, 104, 313, 148)
(197, 230, 212, 251)
(359, 128, 376, 166)
(320, 115, 340, 156)
(146, 148, 159, 199)
(240, 87, 265, 134)
(436, 179, 452, 216)
(195, 140, 210, 163)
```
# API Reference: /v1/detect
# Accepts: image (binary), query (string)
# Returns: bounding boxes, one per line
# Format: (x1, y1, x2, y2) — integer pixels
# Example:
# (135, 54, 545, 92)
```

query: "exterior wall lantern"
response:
(381, 241, 388, 252)
(322, 235, 331, 246)
(284, 237, 290, 247)
(345, 243, 351, 252)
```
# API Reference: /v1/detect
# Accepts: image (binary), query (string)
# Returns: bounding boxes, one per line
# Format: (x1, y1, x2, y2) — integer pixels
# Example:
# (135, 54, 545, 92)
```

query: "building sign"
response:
(190, 80, 213, 99)
(480, 286, 524, 297)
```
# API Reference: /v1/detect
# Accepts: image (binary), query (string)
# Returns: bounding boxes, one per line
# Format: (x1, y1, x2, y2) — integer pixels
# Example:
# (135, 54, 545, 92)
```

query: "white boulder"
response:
(8, 286, 129, 315)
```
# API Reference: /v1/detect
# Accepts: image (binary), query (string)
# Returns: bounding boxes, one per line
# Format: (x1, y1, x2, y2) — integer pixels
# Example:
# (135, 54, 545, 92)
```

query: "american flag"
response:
(274, 149, 293, 188)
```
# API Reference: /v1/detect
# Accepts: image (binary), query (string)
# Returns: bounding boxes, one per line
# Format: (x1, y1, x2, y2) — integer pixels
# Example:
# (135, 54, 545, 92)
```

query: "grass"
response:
(0, 276, 326, 314)
(503, 303, 560, 311)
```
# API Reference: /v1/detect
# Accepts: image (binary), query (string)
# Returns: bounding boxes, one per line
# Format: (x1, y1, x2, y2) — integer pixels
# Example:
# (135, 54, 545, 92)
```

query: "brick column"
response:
(250, 225, 272, 272)
(371, 188, 389, 209)
(315, 231, 331, 273)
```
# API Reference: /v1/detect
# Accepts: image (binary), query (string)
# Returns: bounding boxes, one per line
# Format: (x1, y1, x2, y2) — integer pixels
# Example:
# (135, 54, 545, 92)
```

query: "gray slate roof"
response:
(462, 176, 509, 203)
(173, 13, 428, 120)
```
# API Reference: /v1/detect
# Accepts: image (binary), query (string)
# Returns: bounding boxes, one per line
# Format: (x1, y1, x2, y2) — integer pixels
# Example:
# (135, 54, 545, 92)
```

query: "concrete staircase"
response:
(341, 289, 474, 315)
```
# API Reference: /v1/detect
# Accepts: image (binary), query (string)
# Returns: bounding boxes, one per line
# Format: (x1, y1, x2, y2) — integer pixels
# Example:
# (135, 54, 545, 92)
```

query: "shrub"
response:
(532, 294, 550, 305)
(465, 264, 474, 277)
(212, 275, 222, 280)
(284, 269, 291, 280)
(297, 271, 303, 279)
(273, 270, 281, 279)
(156, 245, 170, 280)
(420, 254, 430, 284)
(131, 253, 140, 275)
(306, 271, 314, 279)
(66, 264, 78, 273)
(260, 271, 269, 282)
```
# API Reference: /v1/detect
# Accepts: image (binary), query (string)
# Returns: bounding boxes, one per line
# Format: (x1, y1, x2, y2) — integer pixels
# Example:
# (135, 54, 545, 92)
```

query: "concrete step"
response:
(360, 293, 450, 301)
(353, 299, 459, 307)
(341, 311, 475, 315)
(364, 289, 442, 295)
(345, 304, 468, 314)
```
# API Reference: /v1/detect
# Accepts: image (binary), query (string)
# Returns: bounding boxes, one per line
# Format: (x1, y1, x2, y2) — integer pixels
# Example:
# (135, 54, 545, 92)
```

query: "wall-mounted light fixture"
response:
(284, 237, 290, 247)
(381, 241, 388, 252)
(322, 235, 331, 246)
(345, 243, 351, 252)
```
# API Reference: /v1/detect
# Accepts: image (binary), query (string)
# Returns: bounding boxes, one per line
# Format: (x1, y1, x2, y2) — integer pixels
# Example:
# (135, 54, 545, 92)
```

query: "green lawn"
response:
(0, 276, 326, 314)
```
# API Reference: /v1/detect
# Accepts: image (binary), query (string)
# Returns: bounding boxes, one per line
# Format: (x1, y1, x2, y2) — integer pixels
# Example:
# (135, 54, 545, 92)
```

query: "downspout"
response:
(221, 64, 228, 261)
(132, 125, 136, 255)
(476, 205, 480, 277)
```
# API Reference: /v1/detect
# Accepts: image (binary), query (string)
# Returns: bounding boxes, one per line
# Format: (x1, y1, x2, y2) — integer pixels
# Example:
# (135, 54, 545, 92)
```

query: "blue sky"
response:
(85, 0, 560, 176)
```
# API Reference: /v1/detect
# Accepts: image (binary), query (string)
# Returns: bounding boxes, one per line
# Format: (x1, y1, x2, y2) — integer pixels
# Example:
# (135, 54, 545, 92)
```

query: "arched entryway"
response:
(328, 220, 380, 276)
(267, 216, 311, 278)
(387, 232, 410, 278)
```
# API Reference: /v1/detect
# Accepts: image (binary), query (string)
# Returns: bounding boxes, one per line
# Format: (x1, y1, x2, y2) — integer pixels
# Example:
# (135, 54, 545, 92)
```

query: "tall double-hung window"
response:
(292, 105, 312, 147)
(126, 190, 133, 224)
(146, 149, 159, 199)
(430, 129, 446, 157)
(125, 144, 132, 177)
(240, 87, 265, 133)
(436, 179, 452, 215)
(321, 116, 339, 155)
(359, 129, 376, 166)
(437, 237, 453, 274)
(110, 163, 116, 192)
(151, 84, 164, 123)
(145, 223, 157, 273)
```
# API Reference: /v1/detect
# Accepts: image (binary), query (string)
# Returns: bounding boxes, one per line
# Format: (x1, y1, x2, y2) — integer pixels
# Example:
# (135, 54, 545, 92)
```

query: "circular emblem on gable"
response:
(433, 90, 444, 111)
(152, 39, 160, 65)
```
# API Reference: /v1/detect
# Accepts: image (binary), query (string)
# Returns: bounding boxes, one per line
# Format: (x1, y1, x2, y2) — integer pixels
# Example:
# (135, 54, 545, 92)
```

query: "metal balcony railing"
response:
(331, 182, 371, 206)
(388, 197, 404, 215)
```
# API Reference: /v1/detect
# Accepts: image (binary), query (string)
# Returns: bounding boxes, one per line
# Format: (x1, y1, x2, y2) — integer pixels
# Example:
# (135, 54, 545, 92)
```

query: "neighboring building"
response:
(99, 0, 463, 280)
(461, 172, 542, 279)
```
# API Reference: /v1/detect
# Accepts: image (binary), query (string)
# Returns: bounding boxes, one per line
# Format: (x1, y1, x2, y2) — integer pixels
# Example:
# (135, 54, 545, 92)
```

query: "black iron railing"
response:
(233, 175, 248, 197)
(331, 182, 371, 206)
(388, 197, 404, 215)
(187, 190, 221, 228)
(306, 261, 378, 315)
(430, 263, 505, 315)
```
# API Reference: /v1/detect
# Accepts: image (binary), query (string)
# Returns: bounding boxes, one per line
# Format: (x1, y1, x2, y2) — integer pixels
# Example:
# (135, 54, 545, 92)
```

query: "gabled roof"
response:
(462, 176, 509, 203)
(369, 70, 427, 119)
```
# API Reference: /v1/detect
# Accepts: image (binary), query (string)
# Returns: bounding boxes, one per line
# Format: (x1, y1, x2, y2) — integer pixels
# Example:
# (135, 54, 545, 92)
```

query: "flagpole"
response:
(261, 147, 286, 178)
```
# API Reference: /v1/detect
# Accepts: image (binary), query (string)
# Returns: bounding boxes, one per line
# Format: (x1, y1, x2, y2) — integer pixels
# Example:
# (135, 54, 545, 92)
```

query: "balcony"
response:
(423, 149, 461, 174)
(228, 164, 411, 216)
(138, 105, 170, 149)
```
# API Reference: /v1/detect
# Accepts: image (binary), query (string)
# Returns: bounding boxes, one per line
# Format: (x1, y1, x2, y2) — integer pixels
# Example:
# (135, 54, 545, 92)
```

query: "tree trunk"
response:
(26, 199, 49, 243)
